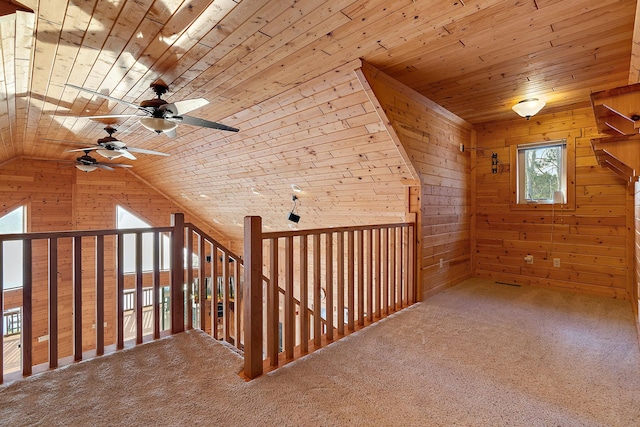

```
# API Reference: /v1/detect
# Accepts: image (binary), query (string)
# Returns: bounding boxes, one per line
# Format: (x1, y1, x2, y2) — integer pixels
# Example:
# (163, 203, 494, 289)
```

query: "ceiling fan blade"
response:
(161, 98, 209, 116)
(126, 146, 170, 156)
(118, 149, 137, 160)
(108, 163, 133, 168)
(171, 115, 239, 132)
(66, 84, 142, 111)
(66, 147, 98, 153)
(95, 164, 115, 171)
(79, 114, 146, 119)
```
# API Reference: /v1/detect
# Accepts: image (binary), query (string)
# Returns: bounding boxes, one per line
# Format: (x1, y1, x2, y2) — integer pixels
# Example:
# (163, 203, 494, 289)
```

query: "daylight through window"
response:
(517, 140, 567, 204)
(116, 206, 171, 274)
(1, 206, 25, 290)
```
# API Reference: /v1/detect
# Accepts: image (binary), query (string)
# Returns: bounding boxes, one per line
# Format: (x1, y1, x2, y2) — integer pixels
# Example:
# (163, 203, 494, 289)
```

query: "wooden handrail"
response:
(261, 221, 413, 239)
(0, 226, 173, 242)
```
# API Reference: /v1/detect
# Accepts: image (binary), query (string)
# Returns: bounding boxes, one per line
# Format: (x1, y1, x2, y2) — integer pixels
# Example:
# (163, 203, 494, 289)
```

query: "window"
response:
(516, 140, 566, 204)
(1, 206, 25, 290)
(116, 206, 171, 274)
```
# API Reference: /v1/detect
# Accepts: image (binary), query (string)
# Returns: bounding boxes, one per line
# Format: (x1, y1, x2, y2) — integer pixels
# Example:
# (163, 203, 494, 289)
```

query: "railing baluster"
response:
(389, 228, 396, 313)
(268, 238, 278, 366)
(198, 234, 206, 335)
(409, 224, 416, 303)
(313, 234, 321, 347)
(337, 232, 345, 336)
(285, 236, 294, 359)
(234, 258, 241, 349)
(0, 241, 4, 381)
(211, 244, 219, 339)
(22, 240, 32, 376)
(374, 228, 381, 319)
(299, 235, 308, 353)
(382, 228, 389, 315)
(49, 238, 59, 367)
(366, 229, 373, 323)
(135, 232, 143, 344)
(117, 233, 125, 350)
(357, 230, 364, 326)
(96, 236, 104, 356)
(186, 230, 193, 331)
(400, 226, 407, 307)
(347, 231, 355, 331)
(222, 251, 230, 341)
(325, 232, 333, 341)
(153, 232, 160, 339)
(73, 236, 82, 361)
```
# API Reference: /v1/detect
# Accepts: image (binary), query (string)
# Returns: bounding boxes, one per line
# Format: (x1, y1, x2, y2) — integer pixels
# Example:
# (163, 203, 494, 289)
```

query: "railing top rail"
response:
(261, 221, 414, 240)
(184, 222, 243, 264)
(0, 226, 174, 242)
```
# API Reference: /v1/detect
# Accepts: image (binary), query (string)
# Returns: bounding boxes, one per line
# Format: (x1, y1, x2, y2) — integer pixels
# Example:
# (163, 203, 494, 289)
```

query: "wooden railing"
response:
(183, 221, 243, 348)
(242, 217, 416, 379)
(0, 213, 244, 383)
(0, 212, 415, 383)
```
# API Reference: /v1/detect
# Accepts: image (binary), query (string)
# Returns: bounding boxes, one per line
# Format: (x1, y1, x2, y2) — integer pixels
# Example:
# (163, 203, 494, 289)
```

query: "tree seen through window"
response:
(523, 145, 561, 201)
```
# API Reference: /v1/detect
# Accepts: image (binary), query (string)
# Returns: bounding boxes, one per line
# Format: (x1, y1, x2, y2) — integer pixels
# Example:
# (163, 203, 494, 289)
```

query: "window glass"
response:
(1, 206, 25, 289)
(116, 206, 171, 273)
(517, 140, 566, 204)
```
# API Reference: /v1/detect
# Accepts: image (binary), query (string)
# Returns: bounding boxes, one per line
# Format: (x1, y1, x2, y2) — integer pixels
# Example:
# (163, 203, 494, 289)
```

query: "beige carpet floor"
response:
(1, 278, 639, 426)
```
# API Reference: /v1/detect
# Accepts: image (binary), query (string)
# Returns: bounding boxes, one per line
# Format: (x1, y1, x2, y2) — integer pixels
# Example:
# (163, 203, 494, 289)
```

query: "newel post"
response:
(171, 213, 185, 334)
(243, 216, 263, 379)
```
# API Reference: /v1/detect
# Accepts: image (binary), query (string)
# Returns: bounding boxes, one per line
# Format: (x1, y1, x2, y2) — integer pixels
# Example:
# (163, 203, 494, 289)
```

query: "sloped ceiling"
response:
(0, 0, 637, 241)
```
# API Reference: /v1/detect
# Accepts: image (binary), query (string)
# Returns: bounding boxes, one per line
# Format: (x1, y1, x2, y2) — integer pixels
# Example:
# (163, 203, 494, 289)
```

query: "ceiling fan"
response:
(66, 79, 239, 136)
(74, 150, 133, 172)
(62, 126, 169, 160)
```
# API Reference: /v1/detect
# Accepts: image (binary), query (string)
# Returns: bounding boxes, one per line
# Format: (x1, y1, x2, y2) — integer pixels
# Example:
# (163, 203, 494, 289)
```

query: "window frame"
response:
(1, 204, 27, 290)
(509, 137, 575, 211)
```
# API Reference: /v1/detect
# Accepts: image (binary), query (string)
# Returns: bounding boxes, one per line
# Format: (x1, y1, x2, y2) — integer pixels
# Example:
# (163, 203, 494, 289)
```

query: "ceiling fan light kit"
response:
(95, 148, 122, 160)
(139, 117, 178, 134)
(76, 164, 98, 172)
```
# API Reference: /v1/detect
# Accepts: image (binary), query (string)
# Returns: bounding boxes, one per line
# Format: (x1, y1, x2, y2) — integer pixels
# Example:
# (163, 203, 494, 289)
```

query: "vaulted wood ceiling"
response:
(0, 0, 637, 241)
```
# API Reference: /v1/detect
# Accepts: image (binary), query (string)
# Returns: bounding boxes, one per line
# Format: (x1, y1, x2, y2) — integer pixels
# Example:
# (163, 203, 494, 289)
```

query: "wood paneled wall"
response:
(474, 108, 633, 299)
(359, 63, 473, 298)
(634, 182, 640, 324)
(0, 158, 230, 366)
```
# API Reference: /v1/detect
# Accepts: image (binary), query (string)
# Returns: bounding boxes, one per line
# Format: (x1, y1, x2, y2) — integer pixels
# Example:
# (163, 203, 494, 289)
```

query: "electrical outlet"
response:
(459, 143, 465, 152)
(553, 258, 561, 268)
(524, 255, 533, 264)
(439, 258, 444, 268)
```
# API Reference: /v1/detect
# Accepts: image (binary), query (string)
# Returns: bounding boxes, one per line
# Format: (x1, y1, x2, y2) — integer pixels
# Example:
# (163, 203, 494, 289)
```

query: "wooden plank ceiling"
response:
(0, 0, 636, 241)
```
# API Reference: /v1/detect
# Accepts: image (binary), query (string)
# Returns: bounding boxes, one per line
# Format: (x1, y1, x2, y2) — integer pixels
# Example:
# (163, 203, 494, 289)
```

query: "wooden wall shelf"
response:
(591, 135, 639, 186)
(591, 83, 640, 136)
